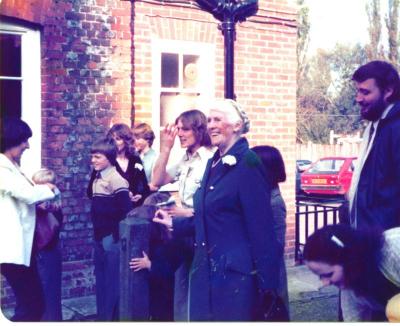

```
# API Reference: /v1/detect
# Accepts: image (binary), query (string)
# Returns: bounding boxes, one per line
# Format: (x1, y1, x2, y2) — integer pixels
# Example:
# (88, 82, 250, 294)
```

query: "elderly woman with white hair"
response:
(154, 99, 279, 321)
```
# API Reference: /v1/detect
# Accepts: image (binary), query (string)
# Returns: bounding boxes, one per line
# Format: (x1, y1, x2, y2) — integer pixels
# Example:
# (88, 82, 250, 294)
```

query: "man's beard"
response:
(360, 95, 387, 121)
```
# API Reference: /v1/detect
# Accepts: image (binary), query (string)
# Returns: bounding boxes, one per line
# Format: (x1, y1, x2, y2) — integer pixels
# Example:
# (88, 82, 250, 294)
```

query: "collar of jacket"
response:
(213, 137, 249, 164)
(0, 153, 19, 172)
(381, 101, 400, 122)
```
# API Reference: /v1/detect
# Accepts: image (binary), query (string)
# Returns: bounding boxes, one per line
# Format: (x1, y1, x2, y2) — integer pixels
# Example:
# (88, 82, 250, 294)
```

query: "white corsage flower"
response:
(221, 155, 237, 166)
(134, 163, 143, 171)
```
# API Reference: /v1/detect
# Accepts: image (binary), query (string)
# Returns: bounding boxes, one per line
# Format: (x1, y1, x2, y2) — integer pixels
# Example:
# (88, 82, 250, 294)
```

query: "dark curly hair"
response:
(352, 60, 400, 103)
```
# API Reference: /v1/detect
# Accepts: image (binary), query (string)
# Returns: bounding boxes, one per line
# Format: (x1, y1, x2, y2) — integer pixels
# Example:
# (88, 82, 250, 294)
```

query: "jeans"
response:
(94, 235, 120, 321)
(36, 244, 62, 321)
(174, 260, 191, 321)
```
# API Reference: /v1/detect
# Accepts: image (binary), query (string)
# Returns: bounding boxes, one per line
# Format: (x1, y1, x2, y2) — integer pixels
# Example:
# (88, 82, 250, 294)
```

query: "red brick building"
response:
(0, 0, 297, 305)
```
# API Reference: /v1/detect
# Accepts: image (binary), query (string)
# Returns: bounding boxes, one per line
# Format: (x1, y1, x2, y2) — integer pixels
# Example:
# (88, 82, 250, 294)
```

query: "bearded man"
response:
(348, 60, 400, 231)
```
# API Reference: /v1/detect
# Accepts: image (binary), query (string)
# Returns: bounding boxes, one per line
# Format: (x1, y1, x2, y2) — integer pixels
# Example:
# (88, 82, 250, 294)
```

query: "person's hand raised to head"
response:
(160, 123, 178, 152)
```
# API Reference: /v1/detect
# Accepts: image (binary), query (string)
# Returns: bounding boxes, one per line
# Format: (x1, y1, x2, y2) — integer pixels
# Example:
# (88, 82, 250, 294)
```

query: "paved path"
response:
(2, 264, 339, 322)
(288, 265, 339, 321)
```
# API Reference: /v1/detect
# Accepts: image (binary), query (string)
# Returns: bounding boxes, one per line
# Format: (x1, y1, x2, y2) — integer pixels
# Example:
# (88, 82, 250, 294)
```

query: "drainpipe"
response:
(196, 0, 258, 99)
(221, 16, 236, 99)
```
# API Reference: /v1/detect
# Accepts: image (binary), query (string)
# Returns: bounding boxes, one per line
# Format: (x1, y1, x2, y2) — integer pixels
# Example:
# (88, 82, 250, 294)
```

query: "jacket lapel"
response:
(206, 138, 248, 189)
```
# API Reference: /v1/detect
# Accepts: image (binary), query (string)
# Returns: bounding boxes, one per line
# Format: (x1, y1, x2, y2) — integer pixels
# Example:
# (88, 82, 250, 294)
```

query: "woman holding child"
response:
(154, 99, 279, 321)
(0, 118, 57, 321)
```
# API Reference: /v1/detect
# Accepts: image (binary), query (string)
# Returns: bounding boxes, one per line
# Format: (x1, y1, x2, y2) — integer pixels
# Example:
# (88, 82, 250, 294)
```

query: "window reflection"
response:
(0, 34, 21, 77)
(161, 53, 179, 88)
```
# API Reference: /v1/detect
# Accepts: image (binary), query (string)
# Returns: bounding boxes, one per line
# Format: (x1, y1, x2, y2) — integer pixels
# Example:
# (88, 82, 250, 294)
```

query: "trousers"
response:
(94, 235, 120, 321)
(36, 244, 62, 321)
(1, 259, 44, 321)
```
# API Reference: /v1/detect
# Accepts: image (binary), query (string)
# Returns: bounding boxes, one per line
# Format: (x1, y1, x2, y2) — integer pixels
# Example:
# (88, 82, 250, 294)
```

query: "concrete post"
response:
(119, 211, 150, 321)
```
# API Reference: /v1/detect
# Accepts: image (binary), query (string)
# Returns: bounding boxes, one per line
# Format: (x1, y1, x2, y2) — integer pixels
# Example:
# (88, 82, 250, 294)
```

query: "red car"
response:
(300, 157, 357, 196)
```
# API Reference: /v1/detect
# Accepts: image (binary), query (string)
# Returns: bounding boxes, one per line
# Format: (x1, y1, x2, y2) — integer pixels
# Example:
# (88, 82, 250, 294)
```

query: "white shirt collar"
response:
(381, 103, 394, 120)
(99, 165, 115, 178)
(184, 146, 215, 162)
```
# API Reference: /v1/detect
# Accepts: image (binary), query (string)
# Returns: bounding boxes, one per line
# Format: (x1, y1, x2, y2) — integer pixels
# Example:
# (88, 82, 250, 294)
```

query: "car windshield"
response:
(308, 159, 345, 174)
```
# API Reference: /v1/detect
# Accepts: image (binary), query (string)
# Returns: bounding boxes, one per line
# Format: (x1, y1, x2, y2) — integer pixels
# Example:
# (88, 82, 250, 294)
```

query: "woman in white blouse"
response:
(0, 118, 56, 321)
(151, 109, 214, 321)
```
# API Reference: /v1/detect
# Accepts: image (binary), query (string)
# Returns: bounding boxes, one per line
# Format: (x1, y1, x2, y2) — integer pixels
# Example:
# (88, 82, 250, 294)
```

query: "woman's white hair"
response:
(207, 99, 250, 134)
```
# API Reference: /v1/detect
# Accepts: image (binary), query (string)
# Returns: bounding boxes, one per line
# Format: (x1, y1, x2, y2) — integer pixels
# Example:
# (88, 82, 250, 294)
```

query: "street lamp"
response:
(196, 0, 258, 99)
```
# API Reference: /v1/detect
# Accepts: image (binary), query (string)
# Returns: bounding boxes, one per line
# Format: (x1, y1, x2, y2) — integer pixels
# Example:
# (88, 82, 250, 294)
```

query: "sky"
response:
(306, 0, 370, 54)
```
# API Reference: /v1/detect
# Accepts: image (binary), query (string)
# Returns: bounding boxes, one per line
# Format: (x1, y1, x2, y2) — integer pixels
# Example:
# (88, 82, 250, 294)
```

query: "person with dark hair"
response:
(128, 193, 188, 321)
(133, 123, 157, 186)
(0, 118, 57, 321)
(154, 100, 279, 321)
(87, 138, 132, 321)
(349, 60, 400, 231)
(151, 109, 214, 320)
(304, 224, 400, 321)
(252, 145, 289, 320)
(88, 123, 150, 208)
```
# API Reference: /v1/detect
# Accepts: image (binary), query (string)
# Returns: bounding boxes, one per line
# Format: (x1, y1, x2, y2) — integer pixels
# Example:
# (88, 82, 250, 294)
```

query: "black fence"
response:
(295, 195, 348, 263)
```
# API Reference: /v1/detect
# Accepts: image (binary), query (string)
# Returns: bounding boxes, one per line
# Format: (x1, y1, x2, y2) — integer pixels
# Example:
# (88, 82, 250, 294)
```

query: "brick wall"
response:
(1, 0, 132, 304)
(132, 0, 298, 261)
(1, 0, 298, 309)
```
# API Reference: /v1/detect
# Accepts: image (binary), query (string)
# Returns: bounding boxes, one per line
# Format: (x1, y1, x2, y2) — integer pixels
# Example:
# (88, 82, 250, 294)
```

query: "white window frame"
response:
(151, 39, 215, 152)
(0, 21, 41, 177)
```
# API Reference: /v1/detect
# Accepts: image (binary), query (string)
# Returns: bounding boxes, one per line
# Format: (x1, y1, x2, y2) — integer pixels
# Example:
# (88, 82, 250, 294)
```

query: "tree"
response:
(297, 0, 310, 88)
(297, 44, 368, 144)
(297, 50, 333, 143)
(386, 0, 400, 67)
(365, 0, 399, 67)
(366, 0, 384, 60)
(296, 2, 370, 144)
(327, 44, 368, 134)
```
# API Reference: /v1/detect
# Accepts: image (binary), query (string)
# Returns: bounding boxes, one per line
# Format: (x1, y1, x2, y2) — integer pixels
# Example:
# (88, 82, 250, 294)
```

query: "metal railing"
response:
(295, 195, 348, 263)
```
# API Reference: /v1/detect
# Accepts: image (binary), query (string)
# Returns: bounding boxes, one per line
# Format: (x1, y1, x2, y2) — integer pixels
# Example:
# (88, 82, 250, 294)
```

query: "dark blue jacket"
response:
(173, 138, 279, 321)
(353, 102, 400, 230)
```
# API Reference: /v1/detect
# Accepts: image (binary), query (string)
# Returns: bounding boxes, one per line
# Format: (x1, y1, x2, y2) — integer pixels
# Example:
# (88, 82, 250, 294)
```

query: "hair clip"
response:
(331, 235, 344, 248)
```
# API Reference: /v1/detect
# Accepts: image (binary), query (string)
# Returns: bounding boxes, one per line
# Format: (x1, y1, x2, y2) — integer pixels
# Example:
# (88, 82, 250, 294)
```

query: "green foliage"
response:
(297, 0, 310, 84)
(297, 44, 368, 144)
(366, 0, 399, 67)
(386, 0, 400, 67)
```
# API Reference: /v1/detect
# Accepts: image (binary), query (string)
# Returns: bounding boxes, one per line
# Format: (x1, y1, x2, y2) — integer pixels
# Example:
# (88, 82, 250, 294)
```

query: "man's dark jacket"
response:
(353, 102, 400, 230)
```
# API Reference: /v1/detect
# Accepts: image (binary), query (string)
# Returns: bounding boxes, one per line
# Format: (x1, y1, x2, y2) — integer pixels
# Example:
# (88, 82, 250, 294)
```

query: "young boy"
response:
(88, 139, 132, 321)
(32, 168, 63, 321)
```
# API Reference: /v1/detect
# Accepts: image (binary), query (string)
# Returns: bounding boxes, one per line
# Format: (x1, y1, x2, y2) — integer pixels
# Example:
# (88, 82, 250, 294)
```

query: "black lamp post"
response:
(196, 0, 258, 99)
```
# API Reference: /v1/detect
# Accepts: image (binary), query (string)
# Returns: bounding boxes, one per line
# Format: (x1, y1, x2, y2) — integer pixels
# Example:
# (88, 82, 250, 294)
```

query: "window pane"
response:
(183, 55, 200, 89)
(160, 92, 199, 126)
(0, 34, 22, 77)
(161, 53, 179, 88)
(0, 79, 21, 120)
(309, 159, 345, 174)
